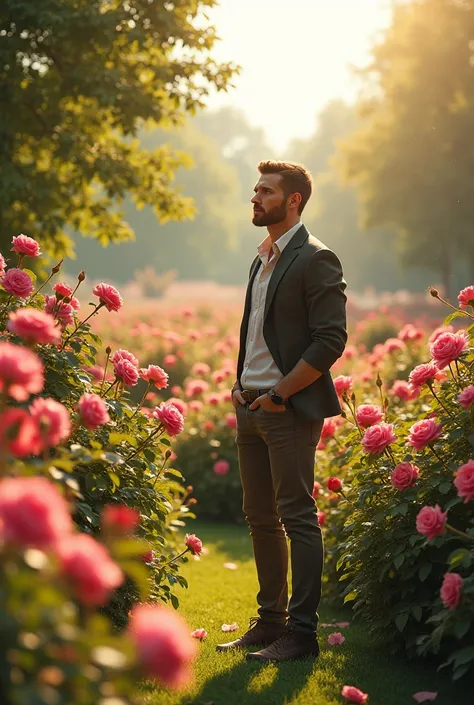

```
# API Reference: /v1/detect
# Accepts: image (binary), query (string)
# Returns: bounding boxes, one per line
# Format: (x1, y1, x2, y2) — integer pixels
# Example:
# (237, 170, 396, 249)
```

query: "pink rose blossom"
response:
(77, 393, 110, 429)
(167, 397, 187, 415)
(70, 296, 80, 311)
(361, 422, 397, 454)
(328, 632, 345, 646)
(163, 353, 177, 367)
(185, 379, 210, 398)
(413, 693, 438, 703)
(191, 362, 210, 376)
(102, 505, 140, 533)
(213, 459, 230, 475)
(429, 325, 454, 344)
(2, 268, 34, 298)
(407, 419, 443, 451)
(341, 685, 368, 703)
(154, 402, 185, 436)
(440, 572, 463, 609)
(391, 380, 418, 401)
(44, 295, 74, 328)
(321, 417, 337, 439)
(384, 338, 405, 354)
(334, 375, 353, 396)
(356, 404, 384, 428)
(58, 533, 123, 605)
(112, 348, 139, 367)
(0, 253, 6, 277)
(312, 481, 323, 498)
(327, 477, 343, 493)
(458, 285, 474, 309)
(408, 362, 439, 390)
(416, 505, 447, 541)
(191, 628, 207, 641)
(128, 604, 196, 689)
(142, 550, 154, 563)
(84, 365, 104, 382)
(391, 462, 420, 490)
(92, 282, 123, 312)
(0, 408, 41, 457)
(113, 358, 139, 386)
(458, 385, 474, 410)
(429, 332, 468, 369)
(30, 397, 71, 448)
(0, 341, 44, 400)
(11, 234, 41, 258)
(139, 364, 169, 389)
(454, 459, 474, 503)
(185, 533, 203, 555)
(0, 476, 71, 548)
(317, 510, 326, 526)
(53, 281, 73, 298)
(225, 412, 237, 429)
(398, 323, 424, 342)
(7, 308, 61, 345)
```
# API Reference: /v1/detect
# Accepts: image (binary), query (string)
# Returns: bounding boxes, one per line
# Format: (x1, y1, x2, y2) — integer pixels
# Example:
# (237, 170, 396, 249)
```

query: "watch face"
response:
(270, 391, 284, 405)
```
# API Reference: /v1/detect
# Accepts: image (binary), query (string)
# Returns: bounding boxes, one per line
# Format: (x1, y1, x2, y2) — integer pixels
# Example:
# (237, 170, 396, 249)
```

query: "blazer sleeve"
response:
(301, 248, 347, 373)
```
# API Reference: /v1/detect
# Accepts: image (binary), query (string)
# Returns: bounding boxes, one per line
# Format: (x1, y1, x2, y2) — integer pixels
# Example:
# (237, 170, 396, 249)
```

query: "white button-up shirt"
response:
(240, 222, 303, 390)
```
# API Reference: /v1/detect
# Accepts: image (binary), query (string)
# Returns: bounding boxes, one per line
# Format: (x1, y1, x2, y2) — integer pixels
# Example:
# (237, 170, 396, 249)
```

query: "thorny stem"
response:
(427, 382, 455, 418)
(61, 305, 102, 351)
(125, 426, 164, 462)
(446, 524, 474, 542)
(132, 381, 151, 418)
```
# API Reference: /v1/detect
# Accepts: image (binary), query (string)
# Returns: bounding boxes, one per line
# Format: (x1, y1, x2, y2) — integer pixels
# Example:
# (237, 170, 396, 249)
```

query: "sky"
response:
(205, 0, 393, 151)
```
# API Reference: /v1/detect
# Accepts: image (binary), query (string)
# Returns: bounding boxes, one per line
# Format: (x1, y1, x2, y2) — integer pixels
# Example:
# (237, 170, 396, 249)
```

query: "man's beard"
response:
(252, 197, 288, 227)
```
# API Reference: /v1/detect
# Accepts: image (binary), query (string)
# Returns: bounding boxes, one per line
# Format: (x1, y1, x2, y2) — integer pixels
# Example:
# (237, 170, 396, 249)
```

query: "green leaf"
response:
(419, 563, 432, 582)
(453, 646, 474, 666)
(444, 311, 467, 325)
(160, 438, 171, 446)
(395, 613, 408, 632)
(468, 434, 474, 447)
(394, 554, 405, 569)
(23, 268, 37, 286)
(439, 481, 452, 495)
(109, 472, 120, 488)
(344, 590, 357, 604)
(412, 606, 422, 622)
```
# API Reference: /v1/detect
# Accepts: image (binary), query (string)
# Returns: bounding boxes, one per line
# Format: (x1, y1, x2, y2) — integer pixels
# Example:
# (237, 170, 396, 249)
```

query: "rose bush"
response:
(0, 235, 201, 704)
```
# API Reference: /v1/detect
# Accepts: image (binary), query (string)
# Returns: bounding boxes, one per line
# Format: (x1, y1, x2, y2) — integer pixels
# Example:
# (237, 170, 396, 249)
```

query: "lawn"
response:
(142, 522, 464, 705)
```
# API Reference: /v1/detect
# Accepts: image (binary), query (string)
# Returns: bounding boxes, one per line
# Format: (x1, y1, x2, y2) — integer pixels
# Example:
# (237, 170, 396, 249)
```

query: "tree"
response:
(0, 0, 237, 259)
(340, 0, 474, 296)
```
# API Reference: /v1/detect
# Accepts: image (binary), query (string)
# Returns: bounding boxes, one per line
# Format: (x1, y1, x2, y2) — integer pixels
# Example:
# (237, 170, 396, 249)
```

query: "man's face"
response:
(251, 174, 289, 227)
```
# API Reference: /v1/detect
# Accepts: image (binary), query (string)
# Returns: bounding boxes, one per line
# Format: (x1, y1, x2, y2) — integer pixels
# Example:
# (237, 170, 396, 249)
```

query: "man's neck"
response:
(267, 218, 301, 244)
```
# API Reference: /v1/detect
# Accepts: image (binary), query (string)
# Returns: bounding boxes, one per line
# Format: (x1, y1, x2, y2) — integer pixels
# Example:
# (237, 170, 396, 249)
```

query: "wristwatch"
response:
(267, 389, 285, 406)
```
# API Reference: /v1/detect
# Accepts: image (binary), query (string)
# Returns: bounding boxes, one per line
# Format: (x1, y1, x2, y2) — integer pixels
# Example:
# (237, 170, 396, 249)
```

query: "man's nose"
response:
(251, 195, 260, 204)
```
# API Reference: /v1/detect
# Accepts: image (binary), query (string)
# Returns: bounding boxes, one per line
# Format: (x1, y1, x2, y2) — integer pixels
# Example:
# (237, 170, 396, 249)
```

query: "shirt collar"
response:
(257, 222, 303, 264)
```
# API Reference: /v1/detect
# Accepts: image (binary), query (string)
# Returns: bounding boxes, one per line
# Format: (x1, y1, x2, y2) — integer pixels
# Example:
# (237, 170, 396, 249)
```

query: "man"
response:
(216, 161, 347, 662)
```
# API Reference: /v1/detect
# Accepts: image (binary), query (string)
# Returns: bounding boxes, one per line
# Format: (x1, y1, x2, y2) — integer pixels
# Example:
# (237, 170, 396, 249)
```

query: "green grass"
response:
(142, 523, 464, 705)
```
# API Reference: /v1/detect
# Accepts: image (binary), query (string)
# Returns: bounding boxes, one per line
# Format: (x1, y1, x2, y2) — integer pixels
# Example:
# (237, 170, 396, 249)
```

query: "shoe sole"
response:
(246, 647, 320, 662)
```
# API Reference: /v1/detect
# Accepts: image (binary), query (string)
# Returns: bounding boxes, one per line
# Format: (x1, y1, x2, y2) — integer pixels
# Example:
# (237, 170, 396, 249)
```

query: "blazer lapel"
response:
(264, 224, 307, 320)
(237, 255, 261, 370)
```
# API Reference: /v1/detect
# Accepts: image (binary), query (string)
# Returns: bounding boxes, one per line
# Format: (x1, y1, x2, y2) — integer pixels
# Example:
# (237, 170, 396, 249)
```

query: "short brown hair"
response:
(257, 160, 313, 214)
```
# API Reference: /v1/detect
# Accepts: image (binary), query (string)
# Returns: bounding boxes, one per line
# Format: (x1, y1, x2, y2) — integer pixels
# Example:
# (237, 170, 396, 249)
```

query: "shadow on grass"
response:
(184, 655, 317, 705)
(191, 521, 255, 563)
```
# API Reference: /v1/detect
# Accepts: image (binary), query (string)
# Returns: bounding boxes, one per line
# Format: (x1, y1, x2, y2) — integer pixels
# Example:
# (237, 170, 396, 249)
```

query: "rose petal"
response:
(223, 562, 238, 570)
(221, 622, 239, 632)
(335, 621, 351, 628)
(413, 693, 438, 703)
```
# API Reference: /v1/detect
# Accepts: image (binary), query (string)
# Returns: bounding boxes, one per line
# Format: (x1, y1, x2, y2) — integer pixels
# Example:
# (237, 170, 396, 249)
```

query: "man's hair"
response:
(257, 160, 313, 214)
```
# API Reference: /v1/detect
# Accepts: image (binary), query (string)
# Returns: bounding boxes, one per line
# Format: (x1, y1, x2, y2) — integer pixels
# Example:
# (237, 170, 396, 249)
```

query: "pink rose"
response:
(30, 397, 71, 448)
(139, 364, 169, 389)
(53, 281, 73, 298)
(384, 337, 405, 354)
(191, 362, 211, 376)
(0, 253, 6, 277)
(113, 358, 139, 386)
(128, 604, 196, 689)
(225, 412, 237, 429)
(440, 572, 463, 609)
(185, 379, 210, 398)
(77, 392, 110, 429)
(391, 462, 419, 490)
(457, 385, 474, 410)
(361, 422, 397, 454)
(7, 308, 61, 345)
(408, 362, 438, 390)
(101, 504, 140, 533)
(185, 533, 203, 555)
(2, 268, 34, 298)
(398, 323, 424, 342)
(391, 380, 418, 401)
(163, 353, 177, 367)
(167, 397, 187, 415)
(356, 404, 384, 428)
(341, 685, 368, 703)
(112, 348, 138, 367)
(458, 285, 474, 309)
(327, 477, 343, 493)
(11, 234, 41, 258)
(213, 459, 230, 475)
(454, 459, 474, 503)
(429, 332, 468, 369)
(70, 296, 80, 311)
(0, 341, 44, 400)
(142, 550, 154, 564)
(44, 295, 74, 328)
(334, 375, 353, 396)
(328, 632, 345, 646)
(191, 628, 208, 640)
(407, 419, 443, 451)
(58, 533, 123, 606)
(92, 282, 123, 312)
(317, 510, 326, 526)
(0, 476, 72, 548)
(312, 481, 323, 498)
(321, 417, 337, 439)
(416, 505, 447, 541)
(154, 402, 185, 437)
(0, 408, 41, 457)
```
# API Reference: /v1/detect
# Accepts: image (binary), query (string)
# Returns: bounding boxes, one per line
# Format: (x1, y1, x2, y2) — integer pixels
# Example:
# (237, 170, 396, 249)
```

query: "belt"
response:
(240, 388, 272, 402)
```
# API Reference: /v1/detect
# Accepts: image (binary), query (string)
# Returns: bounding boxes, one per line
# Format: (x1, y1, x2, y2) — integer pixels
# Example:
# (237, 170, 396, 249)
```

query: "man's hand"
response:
(232, 388, 246, 409)
(249, 393, 286, 413)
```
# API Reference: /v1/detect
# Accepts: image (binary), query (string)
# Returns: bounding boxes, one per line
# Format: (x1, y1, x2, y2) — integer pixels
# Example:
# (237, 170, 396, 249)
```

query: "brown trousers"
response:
(236, 403, 324, 636)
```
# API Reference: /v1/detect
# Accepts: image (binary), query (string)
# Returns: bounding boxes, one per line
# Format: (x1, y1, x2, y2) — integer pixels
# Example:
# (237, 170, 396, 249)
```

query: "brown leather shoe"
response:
(216, 617, 286, 652)
(246, 628, 320, 662)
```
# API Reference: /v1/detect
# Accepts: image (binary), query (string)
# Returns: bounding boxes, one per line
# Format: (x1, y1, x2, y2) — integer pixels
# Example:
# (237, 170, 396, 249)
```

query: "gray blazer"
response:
(236, 224, 347, 420)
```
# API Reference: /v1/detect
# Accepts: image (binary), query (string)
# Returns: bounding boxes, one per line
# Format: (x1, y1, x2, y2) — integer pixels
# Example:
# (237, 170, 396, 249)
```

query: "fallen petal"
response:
(413, 693, 438, 703)
(335, 621, 351, 628)
(221, 622, 239, 632)
(191, 629, 208, 641)
(223, 562, 238, 570)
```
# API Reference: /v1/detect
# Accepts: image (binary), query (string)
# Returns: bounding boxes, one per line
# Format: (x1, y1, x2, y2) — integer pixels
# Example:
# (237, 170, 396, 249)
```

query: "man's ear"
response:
(290, 192, 302, 209)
